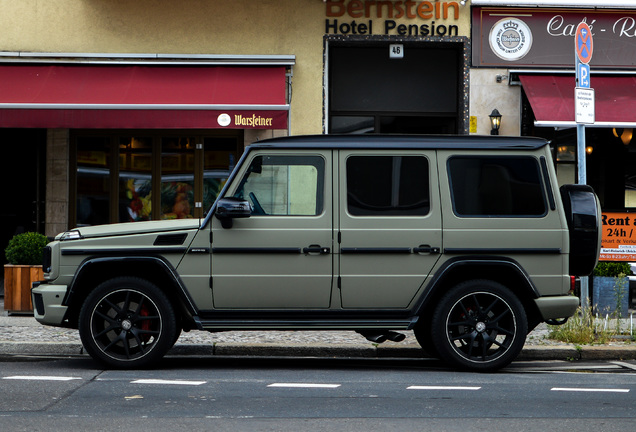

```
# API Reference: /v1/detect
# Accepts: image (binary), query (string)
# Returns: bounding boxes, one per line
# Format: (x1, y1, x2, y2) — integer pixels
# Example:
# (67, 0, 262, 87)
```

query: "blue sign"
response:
(577, 63, 591, 88)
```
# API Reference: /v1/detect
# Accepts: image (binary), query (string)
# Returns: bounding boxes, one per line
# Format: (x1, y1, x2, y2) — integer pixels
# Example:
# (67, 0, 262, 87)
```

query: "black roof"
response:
(248, 134, 548, 151)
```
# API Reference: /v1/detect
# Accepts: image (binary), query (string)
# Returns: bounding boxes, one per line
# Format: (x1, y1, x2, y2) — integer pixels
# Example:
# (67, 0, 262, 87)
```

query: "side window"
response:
(346, 156, 430, 216)
(234, 155, 324, 216)
(448, 156, 547, 217)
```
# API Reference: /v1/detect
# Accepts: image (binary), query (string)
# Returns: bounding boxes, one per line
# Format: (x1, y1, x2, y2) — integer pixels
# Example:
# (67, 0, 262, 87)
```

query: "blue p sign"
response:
(577, 63, 590, 89)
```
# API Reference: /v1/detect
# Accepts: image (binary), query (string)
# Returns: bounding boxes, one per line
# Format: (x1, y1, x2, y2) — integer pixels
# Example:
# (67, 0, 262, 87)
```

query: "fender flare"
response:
(413, 256, 541, 317)
(62, 255, 200, 321)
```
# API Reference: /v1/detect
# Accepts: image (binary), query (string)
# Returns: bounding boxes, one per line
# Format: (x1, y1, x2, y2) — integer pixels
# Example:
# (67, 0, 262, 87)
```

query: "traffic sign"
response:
(575, 87, 595, 124)
(577, 63, 590, 88)
(575, 22, 593, 64)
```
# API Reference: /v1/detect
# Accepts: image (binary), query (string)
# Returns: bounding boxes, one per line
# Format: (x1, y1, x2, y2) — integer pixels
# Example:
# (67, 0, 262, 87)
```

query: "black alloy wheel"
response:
(431, 280, 527, 372)
(79, 277, 177, 369)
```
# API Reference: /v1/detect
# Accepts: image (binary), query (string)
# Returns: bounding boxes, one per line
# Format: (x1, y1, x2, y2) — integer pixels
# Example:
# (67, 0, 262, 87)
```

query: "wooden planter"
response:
(3, 264, 43, 314)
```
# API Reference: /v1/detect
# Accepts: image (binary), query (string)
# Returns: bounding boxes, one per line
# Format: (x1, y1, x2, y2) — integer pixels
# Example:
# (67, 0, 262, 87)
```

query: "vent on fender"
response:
(153, 233, 188, 246)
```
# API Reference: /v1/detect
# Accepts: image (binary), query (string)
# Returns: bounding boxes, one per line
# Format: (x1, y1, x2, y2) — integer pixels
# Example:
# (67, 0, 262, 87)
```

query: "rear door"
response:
(337, 150, 442, 308)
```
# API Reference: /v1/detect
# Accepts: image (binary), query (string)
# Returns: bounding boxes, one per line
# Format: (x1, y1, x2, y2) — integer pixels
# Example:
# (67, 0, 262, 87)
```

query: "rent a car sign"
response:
(600, 212, 636, 261)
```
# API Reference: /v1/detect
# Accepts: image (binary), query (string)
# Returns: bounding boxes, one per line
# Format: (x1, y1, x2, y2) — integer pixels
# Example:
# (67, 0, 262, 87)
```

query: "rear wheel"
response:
(431, 280, 527, 372)
(78, 277, 177, 369)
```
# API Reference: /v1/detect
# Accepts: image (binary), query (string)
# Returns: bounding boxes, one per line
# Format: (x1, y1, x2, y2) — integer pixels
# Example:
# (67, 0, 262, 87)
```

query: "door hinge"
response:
(209, 232, 213, 243)
(209, 277, 213, 289)
(338, 232, 342, 243)
(337, 276, 341, 289)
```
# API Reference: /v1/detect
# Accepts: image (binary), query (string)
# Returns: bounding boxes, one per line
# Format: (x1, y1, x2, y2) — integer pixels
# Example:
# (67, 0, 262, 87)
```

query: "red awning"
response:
(519, 74, 636, 128)
(0, 65, 288, 129)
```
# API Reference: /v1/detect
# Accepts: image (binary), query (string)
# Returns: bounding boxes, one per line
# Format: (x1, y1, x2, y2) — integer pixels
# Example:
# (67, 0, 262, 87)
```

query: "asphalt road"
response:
(1, 356, 636, 431)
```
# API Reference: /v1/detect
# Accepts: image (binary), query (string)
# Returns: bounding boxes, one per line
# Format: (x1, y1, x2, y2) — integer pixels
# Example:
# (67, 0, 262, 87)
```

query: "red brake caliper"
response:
(139, 304, 151, 343)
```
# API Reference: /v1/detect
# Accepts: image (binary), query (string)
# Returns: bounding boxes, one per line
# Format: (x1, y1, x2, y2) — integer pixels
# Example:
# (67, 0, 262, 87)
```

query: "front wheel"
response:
(78, 277, 177, 369)
(431, 280, 527, 372)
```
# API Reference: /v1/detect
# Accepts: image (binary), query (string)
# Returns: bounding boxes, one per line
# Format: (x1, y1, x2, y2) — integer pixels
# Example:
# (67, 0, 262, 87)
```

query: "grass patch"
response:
(548, 306, 611, 345)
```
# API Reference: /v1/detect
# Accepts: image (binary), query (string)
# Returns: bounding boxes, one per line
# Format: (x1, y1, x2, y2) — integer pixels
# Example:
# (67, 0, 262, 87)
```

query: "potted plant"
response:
(3, 232, 48, 314)
(592, 261, 631, 318)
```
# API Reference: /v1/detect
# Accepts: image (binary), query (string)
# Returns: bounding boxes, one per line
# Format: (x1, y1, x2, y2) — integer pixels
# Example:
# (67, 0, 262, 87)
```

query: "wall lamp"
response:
(613, 128, 633, 145)
(489, 109, 502, 135)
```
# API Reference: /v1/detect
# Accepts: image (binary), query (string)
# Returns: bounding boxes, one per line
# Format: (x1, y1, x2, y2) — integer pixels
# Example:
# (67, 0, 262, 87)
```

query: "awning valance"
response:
(0, 65, 289, 129)
(519, 74, 636, 128)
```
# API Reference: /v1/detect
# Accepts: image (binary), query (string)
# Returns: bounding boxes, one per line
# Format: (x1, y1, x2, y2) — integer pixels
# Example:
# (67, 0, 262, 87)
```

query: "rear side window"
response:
(448, 156, 546, 217)
(346, 155, 430, 216)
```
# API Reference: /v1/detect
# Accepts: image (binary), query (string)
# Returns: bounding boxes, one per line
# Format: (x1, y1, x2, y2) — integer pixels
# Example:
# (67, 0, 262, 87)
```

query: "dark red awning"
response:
(0, 65, 288, 129)
(519, 74, 636, 128)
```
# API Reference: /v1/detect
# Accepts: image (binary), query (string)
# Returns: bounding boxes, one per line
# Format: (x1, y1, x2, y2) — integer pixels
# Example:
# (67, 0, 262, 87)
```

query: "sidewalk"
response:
(1, 296, 636, 362)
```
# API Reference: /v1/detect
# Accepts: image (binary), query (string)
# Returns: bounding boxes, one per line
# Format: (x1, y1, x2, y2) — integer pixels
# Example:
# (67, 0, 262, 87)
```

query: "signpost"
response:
(575, 21, 594, 185)
(575, 21, 594, 307)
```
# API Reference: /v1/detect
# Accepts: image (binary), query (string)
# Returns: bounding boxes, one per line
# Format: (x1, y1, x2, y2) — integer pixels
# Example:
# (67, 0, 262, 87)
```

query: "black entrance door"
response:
(0, 129, 46, 280)
(328, 43, 462, 134)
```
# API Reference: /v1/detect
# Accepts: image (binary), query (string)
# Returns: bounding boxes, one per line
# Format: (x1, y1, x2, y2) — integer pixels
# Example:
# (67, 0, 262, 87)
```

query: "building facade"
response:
(1, 0, 636, 263)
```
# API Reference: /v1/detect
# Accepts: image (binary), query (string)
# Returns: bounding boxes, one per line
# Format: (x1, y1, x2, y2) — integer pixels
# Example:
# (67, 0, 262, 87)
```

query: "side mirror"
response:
(215, 197, 252, 228)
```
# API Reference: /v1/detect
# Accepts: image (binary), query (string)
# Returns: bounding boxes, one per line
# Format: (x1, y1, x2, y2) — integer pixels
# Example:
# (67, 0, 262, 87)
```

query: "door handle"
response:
(413, 245, 440, 254)
(303, 245, 331, 255)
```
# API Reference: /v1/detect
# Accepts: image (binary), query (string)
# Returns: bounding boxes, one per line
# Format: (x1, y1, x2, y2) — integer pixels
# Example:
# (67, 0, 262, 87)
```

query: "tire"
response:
(431, 280, 527, 372)
(78, 277, 177, 369)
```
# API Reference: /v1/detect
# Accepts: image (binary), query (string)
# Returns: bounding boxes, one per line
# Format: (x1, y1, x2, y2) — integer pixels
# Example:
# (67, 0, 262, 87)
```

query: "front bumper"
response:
(534, 295, 580, 320)
(31, 282, 68, 326)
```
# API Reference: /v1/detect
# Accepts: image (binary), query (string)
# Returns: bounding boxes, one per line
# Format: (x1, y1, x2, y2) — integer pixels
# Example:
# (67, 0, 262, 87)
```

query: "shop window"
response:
(76, 137, 112, 226)
(119, 137, 153, 222)
(234, 155, 324, 216)
(203, 137, 239, 215)
(448, 156, 546, 217)
(73, 132, 241, 226)
(346, 156, 430, 216)
(161, 137, 196, 220)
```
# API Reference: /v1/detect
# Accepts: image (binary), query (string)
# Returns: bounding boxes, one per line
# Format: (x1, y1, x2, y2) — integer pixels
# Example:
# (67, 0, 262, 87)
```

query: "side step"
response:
(193, 317, 418, 331)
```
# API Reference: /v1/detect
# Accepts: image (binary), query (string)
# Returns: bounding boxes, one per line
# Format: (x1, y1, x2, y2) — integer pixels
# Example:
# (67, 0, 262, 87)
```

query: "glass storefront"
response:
(72, 131, 242, 227)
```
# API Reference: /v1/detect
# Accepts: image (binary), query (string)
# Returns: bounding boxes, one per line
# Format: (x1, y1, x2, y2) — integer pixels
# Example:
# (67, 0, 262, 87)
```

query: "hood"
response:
(63, 219, 201, 239)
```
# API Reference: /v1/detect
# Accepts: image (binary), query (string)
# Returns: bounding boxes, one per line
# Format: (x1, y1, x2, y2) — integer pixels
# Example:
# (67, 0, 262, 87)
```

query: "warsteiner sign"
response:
(325, 0, 461, 37)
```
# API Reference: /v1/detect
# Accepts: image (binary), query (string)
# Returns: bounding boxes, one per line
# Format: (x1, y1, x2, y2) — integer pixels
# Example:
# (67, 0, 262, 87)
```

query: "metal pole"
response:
(577, 123, 590, 309)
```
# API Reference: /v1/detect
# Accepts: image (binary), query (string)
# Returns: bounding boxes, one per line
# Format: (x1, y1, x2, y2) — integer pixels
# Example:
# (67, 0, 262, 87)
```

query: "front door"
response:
(210, 150, 333, 309)
(337, 150, 442, 308)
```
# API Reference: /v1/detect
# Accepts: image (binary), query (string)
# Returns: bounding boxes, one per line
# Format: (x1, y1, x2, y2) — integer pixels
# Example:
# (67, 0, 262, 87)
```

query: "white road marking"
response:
(611, 361, 636, 371)
(407, 386, 482, 391)
(131, 379, 206, 386)
(551, 387, 630, 393)
(2, 376, 82, 381)
(268, 383, 341, 388)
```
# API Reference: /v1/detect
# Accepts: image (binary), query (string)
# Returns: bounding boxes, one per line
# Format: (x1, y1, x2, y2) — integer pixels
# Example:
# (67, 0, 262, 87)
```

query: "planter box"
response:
(3, 264, 43, 314)
(592, 276, 629, 318)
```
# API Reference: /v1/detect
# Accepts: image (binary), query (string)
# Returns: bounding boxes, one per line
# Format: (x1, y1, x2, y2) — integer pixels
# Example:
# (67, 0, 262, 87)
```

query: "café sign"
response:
(473, 7, 636, 68)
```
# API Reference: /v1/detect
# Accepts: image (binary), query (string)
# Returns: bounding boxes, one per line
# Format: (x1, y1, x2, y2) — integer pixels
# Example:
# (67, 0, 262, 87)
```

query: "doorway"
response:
(327, 42, 465, 134)
(0, 129, 46, 286)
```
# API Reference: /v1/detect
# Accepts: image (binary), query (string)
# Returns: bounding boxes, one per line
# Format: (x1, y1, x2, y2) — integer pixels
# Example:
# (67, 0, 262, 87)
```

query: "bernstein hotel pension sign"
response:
(325, 0, 462, 37)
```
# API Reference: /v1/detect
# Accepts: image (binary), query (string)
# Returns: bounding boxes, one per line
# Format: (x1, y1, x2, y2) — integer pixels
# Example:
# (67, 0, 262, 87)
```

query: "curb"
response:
(1, 341, 635, 362)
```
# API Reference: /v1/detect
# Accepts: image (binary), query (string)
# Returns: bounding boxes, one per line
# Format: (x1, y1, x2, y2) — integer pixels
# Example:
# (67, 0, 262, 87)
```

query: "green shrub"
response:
(593, 261, 631, 277)
(4, 232, 48, 265)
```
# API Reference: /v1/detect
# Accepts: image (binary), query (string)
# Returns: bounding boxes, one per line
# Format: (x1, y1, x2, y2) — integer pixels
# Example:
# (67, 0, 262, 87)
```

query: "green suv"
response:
(32, 135, 601, 371)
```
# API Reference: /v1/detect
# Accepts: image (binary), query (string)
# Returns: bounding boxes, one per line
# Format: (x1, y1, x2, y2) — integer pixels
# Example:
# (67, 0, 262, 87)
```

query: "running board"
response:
(193, 317, 418, 331)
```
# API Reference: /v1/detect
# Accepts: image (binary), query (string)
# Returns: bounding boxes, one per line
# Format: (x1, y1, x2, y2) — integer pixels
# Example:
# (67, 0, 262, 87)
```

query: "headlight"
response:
(59, 230, 82, 241)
